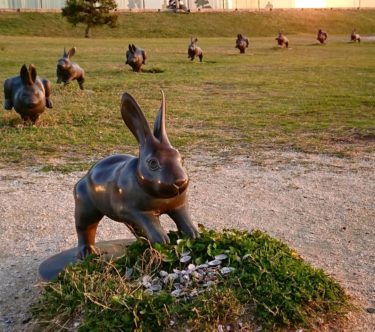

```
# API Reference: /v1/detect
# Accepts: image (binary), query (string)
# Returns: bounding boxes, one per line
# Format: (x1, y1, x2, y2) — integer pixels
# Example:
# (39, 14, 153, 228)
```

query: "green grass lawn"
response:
(0, 16, 374, 169)
(0, 10, 375, 38)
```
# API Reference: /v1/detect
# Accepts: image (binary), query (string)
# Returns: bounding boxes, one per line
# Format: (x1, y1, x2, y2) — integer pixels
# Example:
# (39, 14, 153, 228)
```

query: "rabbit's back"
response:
(71, 63, 84, 78)
(5, 75, 23, 95)
(85, 154, 135, 186)
(75, 154, 137, 215)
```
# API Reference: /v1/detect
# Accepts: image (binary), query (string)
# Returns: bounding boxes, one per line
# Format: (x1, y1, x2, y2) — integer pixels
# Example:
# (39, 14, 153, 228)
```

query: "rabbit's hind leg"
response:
(75, 206, 103, 259)
(74, 183, 104, 259)
(77, 77, 85, 90)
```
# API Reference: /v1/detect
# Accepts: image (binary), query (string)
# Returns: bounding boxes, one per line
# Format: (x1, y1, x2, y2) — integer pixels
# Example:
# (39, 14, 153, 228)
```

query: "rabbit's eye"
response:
(147, 158, 160, 171)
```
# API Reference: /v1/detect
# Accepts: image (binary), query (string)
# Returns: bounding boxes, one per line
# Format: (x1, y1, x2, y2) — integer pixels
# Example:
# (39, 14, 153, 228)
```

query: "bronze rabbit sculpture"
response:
(275, 32, 289, 48)
(3, 64, 52, 124)
(125, 44, 146, 72)
(317, 29, 328, 44)
(188, 38, 203, 62)
(74, 91, 198, 258)
(350, 29, 361, 43)
(56, 47, 85, 90)
(235, 34, 249, 54)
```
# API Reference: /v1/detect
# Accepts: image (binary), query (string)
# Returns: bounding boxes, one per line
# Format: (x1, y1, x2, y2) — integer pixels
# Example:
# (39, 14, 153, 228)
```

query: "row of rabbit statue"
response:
(2, 40, 190, 123)
(2, 45, 148, 124)
(240, 29, 361, 51)
(275, 29, 361, 48)
(3, 28, 362, 124)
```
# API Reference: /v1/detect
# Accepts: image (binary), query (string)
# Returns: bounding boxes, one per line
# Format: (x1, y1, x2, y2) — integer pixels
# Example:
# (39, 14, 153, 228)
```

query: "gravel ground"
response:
(0, 150, 374, 331)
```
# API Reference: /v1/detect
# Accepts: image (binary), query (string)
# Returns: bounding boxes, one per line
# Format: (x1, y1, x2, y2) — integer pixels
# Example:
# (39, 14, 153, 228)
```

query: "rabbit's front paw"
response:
(148, 229, 170, 244)
(180, 223, 199, 239)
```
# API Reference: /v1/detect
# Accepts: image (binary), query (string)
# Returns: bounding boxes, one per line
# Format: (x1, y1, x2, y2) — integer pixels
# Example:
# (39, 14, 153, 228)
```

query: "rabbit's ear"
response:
(63, 47, 68, 57)
(67, 47, 76, 58)
(153, 90, 171, 146)
(28, 64, 37, 84)
(128, 44, 134, 53)
(20, 64, 33, 86)
(121, 93, 153, 146)
(131, 44, 137, 52)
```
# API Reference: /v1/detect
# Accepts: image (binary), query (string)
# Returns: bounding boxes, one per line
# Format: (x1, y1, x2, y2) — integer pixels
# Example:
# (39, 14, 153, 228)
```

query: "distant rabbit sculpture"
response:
(74, 91, 199, 258)
(188, 38, 203, 62)
(235, 34, 249, 54)
(350, 29, 361, 43)
(56, 47, 85, 90)
(275, 32, 289, 48)
(3, 64, 52, 124)
(125, 44, 146, 72)
(317, 29, 328, 44)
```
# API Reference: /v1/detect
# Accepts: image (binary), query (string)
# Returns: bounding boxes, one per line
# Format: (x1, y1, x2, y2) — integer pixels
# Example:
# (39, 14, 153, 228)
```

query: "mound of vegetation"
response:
(33, 226, 350, 331)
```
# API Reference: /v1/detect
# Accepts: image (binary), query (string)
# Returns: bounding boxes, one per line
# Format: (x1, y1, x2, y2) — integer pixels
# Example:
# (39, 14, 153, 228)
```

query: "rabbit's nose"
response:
(175, 179, 188, 191)
(175, 178, 187, 186)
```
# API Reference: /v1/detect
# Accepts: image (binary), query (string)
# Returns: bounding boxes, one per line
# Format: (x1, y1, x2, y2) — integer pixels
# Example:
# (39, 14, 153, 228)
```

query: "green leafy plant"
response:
(33, 226, 351, 331)
(62, 0, 118, 38)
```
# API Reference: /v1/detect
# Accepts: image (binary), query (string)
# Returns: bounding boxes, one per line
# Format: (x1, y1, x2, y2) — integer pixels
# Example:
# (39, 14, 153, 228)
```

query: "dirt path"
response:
(0, 150, 374, 331)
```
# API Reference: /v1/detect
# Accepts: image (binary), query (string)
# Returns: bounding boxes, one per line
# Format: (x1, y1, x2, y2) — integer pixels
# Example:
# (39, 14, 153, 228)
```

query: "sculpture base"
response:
(38, 239, 135, 281)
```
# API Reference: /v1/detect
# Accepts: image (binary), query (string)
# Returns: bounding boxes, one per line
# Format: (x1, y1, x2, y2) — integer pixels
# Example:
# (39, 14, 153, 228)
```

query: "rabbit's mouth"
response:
(138, 175, 189, 198)
(28, 101, 43, 109)
(158, 181, 188, 197)
(175, 178, 189, 193)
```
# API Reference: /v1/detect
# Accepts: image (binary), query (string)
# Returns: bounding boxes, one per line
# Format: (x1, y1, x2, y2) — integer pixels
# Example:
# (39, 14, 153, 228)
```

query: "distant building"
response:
(0, 0, 374, 11)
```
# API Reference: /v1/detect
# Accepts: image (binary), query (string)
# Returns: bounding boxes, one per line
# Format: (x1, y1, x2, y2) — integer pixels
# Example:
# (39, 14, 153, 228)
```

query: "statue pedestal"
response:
(38, 239, 134, 281)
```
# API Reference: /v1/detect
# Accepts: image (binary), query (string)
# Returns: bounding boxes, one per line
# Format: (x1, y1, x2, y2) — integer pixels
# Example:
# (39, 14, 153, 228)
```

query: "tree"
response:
(62, 0, 118, 38)
(195, 0, 211, 8)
